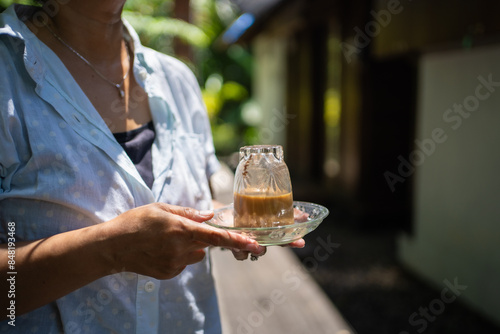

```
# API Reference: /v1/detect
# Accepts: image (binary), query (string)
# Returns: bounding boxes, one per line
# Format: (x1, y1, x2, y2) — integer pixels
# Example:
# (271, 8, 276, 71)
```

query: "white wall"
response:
(399, 44, 500, 326)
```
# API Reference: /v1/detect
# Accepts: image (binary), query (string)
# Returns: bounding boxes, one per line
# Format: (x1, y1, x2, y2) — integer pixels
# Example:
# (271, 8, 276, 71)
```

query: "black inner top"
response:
(113, 121, 155, 189)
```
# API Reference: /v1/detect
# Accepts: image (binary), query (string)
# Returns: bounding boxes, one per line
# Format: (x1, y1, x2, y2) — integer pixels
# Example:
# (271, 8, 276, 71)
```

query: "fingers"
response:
(155, 203, 259, 250)
(190, 223, 265, 254)
(153, 202, 266, 254)
(281, 238, 306, 248)
(293, 208, 309, 222)
(157, 203, 214, 222)
(231, 247, 267, 261)
(231, 249, 249, 261)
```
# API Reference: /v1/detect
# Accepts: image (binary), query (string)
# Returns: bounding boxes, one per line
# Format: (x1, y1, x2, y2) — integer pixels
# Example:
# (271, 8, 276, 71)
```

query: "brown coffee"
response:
(234, 192, 294, 228)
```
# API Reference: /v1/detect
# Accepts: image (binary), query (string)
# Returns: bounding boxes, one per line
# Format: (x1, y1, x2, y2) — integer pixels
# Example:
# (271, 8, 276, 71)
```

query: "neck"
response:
(40, 1, 126, 64)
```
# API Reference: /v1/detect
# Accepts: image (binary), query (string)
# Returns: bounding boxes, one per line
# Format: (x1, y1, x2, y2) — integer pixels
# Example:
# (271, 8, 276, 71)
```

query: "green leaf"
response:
(123, 10, 210, 49)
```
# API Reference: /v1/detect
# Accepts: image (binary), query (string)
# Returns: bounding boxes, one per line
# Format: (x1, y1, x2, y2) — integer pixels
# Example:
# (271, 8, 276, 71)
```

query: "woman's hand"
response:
(103, 203, 265, 278)
(230, 238, 305, 261)
(1, 202, 261, 317)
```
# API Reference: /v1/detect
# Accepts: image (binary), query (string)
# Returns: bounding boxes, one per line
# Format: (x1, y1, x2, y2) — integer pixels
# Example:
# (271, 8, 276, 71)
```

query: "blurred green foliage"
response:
(1, 0, 257, 156)
(124, 0, 257, 156)
(189, 0, 257, 156)
(0, 0, 32, 9)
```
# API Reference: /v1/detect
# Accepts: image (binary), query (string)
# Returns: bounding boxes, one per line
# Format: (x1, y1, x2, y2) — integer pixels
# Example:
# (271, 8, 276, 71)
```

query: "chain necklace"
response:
(44, 23, 130, 99)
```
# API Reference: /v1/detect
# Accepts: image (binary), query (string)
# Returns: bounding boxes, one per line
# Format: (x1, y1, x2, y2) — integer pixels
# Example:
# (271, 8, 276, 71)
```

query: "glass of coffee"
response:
(233, 145, 293, 228)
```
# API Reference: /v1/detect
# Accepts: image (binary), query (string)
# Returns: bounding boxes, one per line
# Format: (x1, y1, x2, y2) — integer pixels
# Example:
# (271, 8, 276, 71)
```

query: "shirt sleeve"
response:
(189, 80, 221, 179)
(166, 55, 221, 179)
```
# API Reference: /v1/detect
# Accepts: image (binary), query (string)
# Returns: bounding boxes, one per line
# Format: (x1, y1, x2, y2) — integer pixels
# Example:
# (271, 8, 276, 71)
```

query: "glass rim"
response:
(239, 145, 283, 159)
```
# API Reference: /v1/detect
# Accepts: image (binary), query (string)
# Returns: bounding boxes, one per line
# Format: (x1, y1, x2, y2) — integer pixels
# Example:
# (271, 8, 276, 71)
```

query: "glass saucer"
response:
(205, 201, 329, 246)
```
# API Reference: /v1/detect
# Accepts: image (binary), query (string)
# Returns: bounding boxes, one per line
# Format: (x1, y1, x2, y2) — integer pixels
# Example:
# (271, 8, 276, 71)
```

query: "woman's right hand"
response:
(2, 202, 262, 317)
(102, 203, 265, 279)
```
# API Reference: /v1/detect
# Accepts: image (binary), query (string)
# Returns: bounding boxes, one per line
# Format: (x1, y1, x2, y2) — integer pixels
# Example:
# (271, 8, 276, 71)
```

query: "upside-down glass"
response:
(233, 145, 294, 228)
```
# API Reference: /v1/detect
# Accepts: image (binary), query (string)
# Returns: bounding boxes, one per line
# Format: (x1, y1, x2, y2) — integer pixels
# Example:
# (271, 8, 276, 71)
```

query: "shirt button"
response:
(139, 70, 148, 80)
(144, 281, 155, 293)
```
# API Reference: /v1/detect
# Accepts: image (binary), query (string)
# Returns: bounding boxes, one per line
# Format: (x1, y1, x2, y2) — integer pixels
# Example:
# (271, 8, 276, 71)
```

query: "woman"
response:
(0, 1, 304, 332)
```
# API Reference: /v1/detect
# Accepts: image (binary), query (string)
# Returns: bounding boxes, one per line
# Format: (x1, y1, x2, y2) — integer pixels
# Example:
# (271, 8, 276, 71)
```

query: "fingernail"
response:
(295, 240, 306, 248)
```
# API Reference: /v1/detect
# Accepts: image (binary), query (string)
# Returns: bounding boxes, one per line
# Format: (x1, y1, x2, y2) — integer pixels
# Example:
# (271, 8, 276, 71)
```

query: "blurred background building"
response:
(219, 0, 500, 331)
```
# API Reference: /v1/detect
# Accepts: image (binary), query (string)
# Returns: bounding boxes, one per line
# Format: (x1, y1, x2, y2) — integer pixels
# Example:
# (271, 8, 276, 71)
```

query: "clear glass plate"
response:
(205, 201, 329, 246)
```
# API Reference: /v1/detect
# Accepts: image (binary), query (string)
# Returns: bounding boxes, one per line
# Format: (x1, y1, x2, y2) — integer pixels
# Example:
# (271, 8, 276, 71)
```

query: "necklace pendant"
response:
(117, 84, 125, 98)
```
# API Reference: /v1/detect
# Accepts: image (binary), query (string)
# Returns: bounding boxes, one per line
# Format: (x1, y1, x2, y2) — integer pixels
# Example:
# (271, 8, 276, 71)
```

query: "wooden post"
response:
(173, 0, 192, 61)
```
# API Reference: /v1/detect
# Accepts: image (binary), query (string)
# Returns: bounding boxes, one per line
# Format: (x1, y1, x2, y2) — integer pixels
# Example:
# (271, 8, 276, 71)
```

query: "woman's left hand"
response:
(230, 238, 305, 261)
(210, 200, 307, 260)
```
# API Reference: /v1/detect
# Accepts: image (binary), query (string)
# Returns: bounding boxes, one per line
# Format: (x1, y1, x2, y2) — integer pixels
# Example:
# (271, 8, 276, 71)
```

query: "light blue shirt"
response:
(0, 5, 221, 333)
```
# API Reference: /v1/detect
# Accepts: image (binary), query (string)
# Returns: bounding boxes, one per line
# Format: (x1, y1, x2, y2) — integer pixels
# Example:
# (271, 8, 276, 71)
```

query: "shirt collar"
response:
(1, 5, 155, 88)
(0, 5, 46, 84)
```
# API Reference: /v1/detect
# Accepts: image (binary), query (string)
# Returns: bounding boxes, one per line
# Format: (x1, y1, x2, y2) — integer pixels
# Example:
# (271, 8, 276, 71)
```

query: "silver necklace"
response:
(44, 23, 130, 99)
